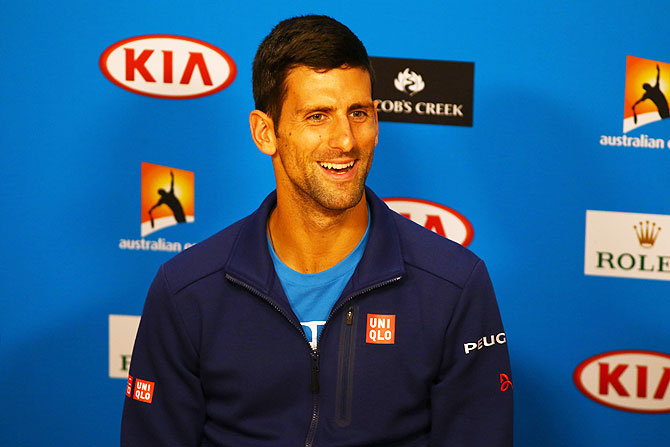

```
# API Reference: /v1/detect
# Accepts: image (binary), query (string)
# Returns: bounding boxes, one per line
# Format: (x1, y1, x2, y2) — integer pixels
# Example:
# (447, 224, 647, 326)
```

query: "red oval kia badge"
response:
(574, 350, 670, 413)
(100, 34, 236, 99)
(383, 197, 474, 246)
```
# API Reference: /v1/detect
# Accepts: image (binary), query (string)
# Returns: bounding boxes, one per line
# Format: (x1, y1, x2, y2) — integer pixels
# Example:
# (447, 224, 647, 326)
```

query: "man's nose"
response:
(329, 116, 354, 152)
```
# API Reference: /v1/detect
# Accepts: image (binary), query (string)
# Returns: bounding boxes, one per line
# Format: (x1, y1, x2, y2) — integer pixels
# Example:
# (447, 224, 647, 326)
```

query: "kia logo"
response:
(383, 197, 473, 246)
(573, 350, 670, 413)
(100, 34, 236, 99)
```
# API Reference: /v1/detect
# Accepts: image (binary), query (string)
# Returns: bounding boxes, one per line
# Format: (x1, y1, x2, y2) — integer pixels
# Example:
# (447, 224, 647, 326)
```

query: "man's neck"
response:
(268, 191, 369, 274)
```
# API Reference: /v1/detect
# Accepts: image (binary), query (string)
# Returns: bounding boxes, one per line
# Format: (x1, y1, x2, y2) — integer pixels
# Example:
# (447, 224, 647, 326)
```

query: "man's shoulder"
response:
(160, 216, 249, 294)
(391, 210, 482, 289)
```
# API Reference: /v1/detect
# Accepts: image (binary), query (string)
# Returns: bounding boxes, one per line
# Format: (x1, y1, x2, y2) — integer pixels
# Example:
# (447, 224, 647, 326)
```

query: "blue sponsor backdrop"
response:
(2, 0, 669, 445)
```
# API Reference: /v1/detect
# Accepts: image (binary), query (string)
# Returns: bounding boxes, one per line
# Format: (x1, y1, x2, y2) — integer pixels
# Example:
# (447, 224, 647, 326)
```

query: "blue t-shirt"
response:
(268, 212, 370, 349)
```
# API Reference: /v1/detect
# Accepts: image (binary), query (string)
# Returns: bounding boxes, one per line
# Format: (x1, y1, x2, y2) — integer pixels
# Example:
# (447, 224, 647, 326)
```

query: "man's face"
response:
(273, 65, 378, 212)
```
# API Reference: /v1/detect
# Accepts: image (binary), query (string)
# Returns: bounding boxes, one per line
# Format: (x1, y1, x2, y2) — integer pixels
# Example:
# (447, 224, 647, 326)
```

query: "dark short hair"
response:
(252, 15, 374, 128)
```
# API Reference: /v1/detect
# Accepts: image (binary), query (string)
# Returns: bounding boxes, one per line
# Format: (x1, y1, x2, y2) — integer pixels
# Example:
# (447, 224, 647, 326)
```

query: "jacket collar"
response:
(224, 187, 405, 314)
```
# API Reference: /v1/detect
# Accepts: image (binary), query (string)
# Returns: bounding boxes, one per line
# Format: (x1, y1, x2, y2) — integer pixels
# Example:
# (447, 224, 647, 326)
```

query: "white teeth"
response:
(319, 161, 355, 170)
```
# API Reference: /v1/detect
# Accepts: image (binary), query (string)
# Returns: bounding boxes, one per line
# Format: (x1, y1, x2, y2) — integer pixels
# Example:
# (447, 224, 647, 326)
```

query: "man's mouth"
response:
(318, 160, 356, 174)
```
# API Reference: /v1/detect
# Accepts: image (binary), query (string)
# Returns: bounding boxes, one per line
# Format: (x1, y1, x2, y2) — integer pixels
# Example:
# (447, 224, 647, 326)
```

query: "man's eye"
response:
(351, 110, 368, 119)
(308, 113, 325, 121)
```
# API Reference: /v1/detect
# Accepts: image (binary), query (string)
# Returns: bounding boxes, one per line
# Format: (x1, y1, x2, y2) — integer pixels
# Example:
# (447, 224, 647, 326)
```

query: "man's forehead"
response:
(283, 65, 373, 102)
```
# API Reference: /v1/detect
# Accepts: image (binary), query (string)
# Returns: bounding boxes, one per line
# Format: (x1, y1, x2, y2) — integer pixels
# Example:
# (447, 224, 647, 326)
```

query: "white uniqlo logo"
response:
(366, 314, 396, 344)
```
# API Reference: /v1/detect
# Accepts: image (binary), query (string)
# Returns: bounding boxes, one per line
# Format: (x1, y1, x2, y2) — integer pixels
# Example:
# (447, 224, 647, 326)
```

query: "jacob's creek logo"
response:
(574, 350, 670, 413)
(100, 35, 236, 99)
(370, 57, 474, 126)
(584, 210, 670, 281)
(394, 68, 425, 96)
(600, 56, 670, 150)
(383, 197, 473, 246)
(118, 162, 196, 253)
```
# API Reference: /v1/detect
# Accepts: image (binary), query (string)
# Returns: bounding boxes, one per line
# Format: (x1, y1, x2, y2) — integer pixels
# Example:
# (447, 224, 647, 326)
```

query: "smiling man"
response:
(121, 15, 513, 447)
(251, 64, 376, 275)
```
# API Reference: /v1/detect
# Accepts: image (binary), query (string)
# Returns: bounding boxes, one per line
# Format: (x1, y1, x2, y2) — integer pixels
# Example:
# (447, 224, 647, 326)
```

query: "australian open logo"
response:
(118, 162, 196, 253)
(625, 57, 669, 133)
(140, 162, 194, 236)
(600, 56, 670, 150)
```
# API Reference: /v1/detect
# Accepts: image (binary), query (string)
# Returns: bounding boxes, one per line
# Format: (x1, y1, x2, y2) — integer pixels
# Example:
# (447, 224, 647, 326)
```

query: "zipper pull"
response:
(346, 307, 354, 325)
(311, 351, 320, 393)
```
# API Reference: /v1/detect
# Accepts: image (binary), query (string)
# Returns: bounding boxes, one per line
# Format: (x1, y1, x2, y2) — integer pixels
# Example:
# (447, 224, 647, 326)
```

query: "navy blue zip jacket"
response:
(121, 188, 513, 446)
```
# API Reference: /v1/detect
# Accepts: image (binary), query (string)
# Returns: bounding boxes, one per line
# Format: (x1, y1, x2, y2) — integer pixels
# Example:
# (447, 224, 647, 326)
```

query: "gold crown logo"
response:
(634, 220, 661, 248)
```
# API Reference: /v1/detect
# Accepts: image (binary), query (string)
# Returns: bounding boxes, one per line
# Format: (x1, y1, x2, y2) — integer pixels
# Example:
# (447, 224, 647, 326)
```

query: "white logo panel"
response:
(584, 210, 670, 281)
(109, 314, 141, 378)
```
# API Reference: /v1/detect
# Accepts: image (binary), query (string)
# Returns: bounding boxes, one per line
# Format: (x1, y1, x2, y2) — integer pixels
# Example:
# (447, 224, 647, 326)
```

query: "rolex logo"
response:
(634, 220, 661, 248)
(586, 210, 670, 282)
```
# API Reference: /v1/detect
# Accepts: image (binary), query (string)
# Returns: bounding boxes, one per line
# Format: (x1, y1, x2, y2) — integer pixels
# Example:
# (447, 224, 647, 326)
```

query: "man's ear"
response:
(373, 100, 380, 146)
(249, 110, 277, 156)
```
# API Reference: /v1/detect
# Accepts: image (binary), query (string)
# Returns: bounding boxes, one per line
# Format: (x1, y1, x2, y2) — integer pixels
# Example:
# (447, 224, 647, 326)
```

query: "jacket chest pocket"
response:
(335, 303, 357, 427)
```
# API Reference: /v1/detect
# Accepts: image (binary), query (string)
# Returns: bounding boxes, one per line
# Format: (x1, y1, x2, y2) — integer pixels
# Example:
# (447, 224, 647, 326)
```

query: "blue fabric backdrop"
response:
(2, 1, 668, 445)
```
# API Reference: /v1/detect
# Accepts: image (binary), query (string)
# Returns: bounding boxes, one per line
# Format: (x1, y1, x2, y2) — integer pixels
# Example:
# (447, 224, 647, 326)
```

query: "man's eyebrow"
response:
(295, 102, 375, 115)
(296, 105, 335, 115)
(348, 101, 375, 111)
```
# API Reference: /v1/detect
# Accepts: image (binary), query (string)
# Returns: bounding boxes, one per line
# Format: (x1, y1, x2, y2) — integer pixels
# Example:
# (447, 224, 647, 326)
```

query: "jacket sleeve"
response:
(120, 265, 206, 446)
(429, 259, 513, 447)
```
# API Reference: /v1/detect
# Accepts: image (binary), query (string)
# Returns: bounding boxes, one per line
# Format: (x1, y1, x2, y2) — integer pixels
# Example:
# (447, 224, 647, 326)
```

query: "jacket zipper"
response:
(335, 305, 356, 426)
(226, 273, 402, 446)
(305, 350, 320, 447)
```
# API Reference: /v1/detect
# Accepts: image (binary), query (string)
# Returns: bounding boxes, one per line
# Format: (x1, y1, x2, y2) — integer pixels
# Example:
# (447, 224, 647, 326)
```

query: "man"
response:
(121, 15, 512, 446)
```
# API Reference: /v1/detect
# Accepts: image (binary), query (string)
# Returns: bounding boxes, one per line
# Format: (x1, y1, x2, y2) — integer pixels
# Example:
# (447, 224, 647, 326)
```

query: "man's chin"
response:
(306, 183, 365, 212)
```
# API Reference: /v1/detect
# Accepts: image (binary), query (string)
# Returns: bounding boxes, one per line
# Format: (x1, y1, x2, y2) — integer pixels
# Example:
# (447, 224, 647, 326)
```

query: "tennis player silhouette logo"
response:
(632, 64, 670, 124)
(149, 171, 186, 227)
(141, 162, 195, 237)
(624, 56, 670, 133)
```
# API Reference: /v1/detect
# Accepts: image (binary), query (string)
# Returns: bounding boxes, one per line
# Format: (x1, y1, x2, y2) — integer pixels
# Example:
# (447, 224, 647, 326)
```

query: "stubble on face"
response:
(275, 138, 372, 212)
(273, 66, 378, 216)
